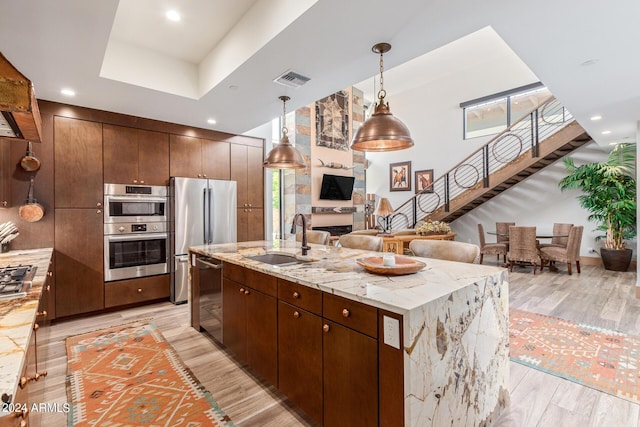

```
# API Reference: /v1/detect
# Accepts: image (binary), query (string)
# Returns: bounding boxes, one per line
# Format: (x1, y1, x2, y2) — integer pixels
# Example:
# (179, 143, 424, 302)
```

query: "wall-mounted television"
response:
(319, 174, 355, 200)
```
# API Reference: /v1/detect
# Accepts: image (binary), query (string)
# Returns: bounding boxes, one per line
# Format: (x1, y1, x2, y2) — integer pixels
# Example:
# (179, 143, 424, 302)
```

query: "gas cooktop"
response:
(0, 264, 37, 297)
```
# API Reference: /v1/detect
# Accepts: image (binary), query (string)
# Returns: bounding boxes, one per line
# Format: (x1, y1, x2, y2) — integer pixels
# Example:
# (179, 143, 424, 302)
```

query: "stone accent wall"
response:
(282, 87, 365, 235)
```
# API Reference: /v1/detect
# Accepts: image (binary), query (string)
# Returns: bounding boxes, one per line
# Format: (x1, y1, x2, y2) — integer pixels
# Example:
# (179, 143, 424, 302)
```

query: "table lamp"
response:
(374, 197, 394, 233)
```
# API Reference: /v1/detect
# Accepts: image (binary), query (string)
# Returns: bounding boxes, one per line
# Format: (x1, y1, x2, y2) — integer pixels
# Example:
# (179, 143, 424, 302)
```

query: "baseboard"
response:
(580, 255, 637, 269)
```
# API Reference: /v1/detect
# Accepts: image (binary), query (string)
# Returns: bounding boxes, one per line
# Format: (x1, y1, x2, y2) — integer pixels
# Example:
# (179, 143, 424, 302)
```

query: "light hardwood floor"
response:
(33, 261, 638, 427)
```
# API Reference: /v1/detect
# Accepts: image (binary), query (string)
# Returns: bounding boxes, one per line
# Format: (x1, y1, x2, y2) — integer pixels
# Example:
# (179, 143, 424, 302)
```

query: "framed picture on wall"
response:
(389, 161, 411, 191)
(415, 169, 434, 193)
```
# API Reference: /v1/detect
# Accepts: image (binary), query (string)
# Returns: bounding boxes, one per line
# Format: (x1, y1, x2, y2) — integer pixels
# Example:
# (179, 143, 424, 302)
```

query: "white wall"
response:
(362, 29, 626, 259)
(452, 143, 611, 257)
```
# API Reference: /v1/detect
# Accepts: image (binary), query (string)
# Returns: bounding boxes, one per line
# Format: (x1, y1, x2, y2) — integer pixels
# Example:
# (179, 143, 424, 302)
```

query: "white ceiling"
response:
(1, 0, 638, 147)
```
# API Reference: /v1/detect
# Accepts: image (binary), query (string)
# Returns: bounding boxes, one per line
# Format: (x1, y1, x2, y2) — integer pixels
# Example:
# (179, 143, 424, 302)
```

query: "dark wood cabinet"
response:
(323, 320, 379, 427)
(246, 286, 278, 386)
(222, 264, 277, 385)
(222, 278, 247, 362)
(231, 144, 263, 208)
(237, 207, 264, 242)
(54, 116, 103, 209)
(278, 301, 323, 425)
(231, 144, 264, 241)
(170, 134, 230, 180)
(103, 124, 169, 185)
(54, 208, 104, 317)
(104, 274, 170, 308)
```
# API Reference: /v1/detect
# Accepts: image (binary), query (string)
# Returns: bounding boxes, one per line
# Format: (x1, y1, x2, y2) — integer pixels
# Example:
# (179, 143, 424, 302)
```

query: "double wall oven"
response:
(103, 184, 169, 282)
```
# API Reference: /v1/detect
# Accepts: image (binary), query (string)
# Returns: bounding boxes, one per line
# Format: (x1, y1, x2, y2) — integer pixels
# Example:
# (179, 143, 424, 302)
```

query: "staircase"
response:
(388, 97, 591, 228)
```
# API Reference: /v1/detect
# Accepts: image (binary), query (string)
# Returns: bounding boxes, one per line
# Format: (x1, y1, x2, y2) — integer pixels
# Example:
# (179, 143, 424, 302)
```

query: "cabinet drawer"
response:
(323, 293, 378, 338)
(223, 262, 276, 297)
(105, 275, 170, 308)
(278, 279, 322, 315)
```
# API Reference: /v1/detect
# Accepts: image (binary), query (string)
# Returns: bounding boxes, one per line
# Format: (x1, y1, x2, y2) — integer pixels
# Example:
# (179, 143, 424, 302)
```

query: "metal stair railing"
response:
(387, 96, 573, 229)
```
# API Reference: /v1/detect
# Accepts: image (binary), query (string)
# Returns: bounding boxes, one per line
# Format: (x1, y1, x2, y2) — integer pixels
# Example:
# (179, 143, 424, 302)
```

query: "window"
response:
(462, 83, 550, 139)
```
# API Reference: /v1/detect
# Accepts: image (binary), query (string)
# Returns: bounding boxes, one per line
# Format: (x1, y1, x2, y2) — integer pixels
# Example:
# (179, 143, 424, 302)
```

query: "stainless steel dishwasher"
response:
(195, 256, 223, 343)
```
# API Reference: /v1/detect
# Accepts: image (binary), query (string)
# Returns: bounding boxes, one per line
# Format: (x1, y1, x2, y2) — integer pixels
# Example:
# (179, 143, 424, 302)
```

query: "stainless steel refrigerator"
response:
(170, 177, 236, 304)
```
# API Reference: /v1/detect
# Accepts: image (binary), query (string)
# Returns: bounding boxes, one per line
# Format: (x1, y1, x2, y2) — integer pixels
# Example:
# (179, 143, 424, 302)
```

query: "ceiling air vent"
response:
(273, 70, 311, 88)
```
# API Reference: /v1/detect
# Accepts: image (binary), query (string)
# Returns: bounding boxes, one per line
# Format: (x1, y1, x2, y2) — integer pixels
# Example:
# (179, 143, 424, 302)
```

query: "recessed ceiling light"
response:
(229, 85, 239, 91)
(601, 130, 611, 135)
(590, 115, 602, 121)
(60, 88, 75, 97)
(166, 10, 181, 22)
(207, 118, 217, 125)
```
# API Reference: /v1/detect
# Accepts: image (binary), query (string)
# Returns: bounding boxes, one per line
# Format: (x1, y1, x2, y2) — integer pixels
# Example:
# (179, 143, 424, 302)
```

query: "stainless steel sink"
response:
(246, 253, 303, 266)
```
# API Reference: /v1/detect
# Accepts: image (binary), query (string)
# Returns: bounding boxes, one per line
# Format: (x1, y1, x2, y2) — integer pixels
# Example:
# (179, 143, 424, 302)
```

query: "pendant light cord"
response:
(281, 97, 288, 137)
(378, 49, 386, 101)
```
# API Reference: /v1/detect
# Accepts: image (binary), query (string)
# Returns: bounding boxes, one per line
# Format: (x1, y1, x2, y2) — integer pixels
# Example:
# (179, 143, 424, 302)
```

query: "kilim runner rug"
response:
(510, 309, 640, 404)
(66, 321, 234, 426)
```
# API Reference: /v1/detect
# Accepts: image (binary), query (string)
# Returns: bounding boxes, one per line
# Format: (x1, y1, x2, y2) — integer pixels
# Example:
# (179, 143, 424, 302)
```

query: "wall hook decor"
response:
(318, 159, 355, 170)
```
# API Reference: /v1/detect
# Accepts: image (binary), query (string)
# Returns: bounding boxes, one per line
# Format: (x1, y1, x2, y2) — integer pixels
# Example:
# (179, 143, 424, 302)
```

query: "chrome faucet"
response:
(291, 213, 311, 256)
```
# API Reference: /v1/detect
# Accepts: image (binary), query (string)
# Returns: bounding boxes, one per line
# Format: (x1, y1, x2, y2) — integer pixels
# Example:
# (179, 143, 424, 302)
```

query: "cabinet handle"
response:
(133, 179, 138, 183)
(203, 174, 207, 178)
(47, 271, 53, 277)
(19, 376, 29, 389)
(244, 289, 250, 295)
(46, 285, 50, 291)
(96, 202, 102, 207)
(293, 311, 300, 318)
(37, 310, 47, 318)
(198, 174, 202, 178)
(140, 180, 145, 184)
(97, 209, 102, 214)
(33, 323, 39, 332)
(239, 287, 245, 293)
(137, 288, 143, 293)
(292, 291, 300, 299)
(342, 308, 350, 318)
(248, 204, 252, 207)
(323, 324, 330, 332)
(1, 200, 7, 207)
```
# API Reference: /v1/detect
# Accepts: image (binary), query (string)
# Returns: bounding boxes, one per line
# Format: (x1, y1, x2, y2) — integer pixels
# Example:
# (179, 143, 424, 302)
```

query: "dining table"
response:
(486, 230, 568, 271)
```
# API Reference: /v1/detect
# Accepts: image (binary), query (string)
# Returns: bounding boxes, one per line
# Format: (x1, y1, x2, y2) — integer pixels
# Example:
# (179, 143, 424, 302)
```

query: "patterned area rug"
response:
(66, 321, 234, 426)
(510, 309, 640, 403)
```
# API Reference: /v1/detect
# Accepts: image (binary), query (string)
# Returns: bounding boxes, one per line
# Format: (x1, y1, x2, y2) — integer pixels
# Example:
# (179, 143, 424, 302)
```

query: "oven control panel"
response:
(105, 222, 167, 235)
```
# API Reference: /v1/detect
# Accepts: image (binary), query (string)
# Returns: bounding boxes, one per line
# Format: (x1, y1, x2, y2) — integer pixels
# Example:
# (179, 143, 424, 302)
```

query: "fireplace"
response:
(312, 225, 353, 236)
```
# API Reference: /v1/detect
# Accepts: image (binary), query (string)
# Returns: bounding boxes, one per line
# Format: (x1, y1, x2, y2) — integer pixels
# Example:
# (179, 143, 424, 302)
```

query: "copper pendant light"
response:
(263, 96, 306, 169)
(351, 43, 414, 152)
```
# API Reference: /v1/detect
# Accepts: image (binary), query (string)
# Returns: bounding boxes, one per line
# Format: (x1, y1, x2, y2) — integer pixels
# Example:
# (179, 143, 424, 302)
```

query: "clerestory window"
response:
(461, 82, 550, 139)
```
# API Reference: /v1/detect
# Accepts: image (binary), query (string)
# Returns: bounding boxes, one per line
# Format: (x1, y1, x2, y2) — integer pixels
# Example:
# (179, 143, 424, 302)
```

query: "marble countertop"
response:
(0, 248, 54, 402)
(189, 239, 505, 315)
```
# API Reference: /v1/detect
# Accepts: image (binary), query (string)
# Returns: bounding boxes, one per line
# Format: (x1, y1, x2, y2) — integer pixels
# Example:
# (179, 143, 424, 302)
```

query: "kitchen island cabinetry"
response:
(277, 279, 323, 424)
(231, 144, 264, 241)
(103, 124, 169, 186)
(222, 263, 277, 386)
(169, 134, 230, 180)
(190, 241, 510, 427)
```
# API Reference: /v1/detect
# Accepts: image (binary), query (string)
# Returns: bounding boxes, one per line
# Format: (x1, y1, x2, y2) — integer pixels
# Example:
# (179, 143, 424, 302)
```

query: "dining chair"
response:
(540, 225, 583, 275)
(477, 224, 507, 264)
(507, 226, 541, 274)
(409, 240, 480, 264)
(496, 222, 515, 249)
(338, 234, 383, 251)
(296, 230, 331, 245)
(538, 223, 573, 249)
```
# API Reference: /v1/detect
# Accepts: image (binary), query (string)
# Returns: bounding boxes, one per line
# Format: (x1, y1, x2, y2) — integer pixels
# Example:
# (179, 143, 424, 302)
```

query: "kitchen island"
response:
(0, 248, 53, 424)
(189, 240, 509, 427)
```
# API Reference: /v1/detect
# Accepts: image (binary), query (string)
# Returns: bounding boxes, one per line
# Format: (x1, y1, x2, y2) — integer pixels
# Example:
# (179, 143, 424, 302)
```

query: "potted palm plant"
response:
(558, 143, 636, 271)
